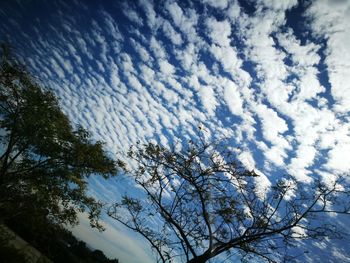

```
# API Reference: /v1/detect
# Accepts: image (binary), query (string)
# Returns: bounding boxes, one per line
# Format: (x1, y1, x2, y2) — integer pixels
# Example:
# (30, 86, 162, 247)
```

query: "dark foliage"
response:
(1, 218, 119, 263)
(0, 45, 118, 230)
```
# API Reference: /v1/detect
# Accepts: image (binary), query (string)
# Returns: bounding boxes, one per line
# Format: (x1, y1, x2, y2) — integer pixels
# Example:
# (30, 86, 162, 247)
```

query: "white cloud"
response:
(205, 17, 232, 47)
(149, 36, 167, 59)
(209, 44, 242, 77)
(174, 43, 198, 71)
(100, 10, 124, 42)
(277, 29, 321, 67)
(198, 85, 217, 116)
(166, 2, 184, 27)
(223, 79, 244, 116)
(238, 150, 256, 170)
(138, 0, 158, 29)
(258, 0, 298, 11)
(130, 38, 153, 63)
(255, 104, 288, 145)
(49, 57, 65, 78)
(139, 64, 155, 84)
(120, 52, 136, 73)
(158, 59, 175, 75)
(264, 146, 287, 167)
(161, 19, 183, 46)
(202, 0, 228, 10)
(288, 145, 317, 183)
(165, 2, 199, 43)
(306, 0, 350, 112)
(326, 143, 350, 173)
(226, 1, 241, 21)
(122, 5, 143, 26)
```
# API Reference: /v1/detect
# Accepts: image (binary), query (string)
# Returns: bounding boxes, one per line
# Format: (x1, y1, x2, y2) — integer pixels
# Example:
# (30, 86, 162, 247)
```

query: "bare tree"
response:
(108, 137, 350, 263)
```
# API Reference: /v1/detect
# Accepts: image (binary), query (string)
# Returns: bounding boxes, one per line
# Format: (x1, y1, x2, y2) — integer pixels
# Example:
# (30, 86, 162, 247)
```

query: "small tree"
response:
(0, 46, 118, 230)
(109, 137, 350, 263)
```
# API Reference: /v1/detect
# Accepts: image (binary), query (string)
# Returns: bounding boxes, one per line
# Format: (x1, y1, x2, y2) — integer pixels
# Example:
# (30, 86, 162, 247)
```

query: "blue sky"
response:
(1, 0, 350, 262)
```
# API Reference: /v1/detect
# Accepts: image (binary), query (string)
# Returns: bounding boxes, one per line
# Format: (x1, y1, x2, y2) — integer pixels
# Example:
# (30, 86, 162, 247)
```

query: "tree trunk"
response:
(187, 254, 210, 263)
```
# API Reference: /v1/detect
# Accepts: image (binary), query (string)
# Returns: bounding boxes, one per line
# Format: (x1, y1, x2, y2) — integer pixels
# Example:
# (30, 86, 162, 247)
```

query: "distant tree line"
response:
(1, 220, 119, 263)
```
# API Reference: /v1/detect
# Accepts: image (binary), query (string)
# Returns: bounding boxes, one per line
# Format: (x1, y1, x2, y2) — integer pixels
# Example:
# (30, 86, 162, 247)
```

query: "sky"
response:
(1, 0, 350, 262)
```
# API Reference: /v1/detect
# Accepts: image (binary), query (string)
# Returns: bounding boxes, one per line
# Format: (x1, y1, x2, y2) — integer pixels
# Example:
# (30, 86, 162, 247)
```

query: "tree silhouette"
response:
(109, 136, 350, 263)
(0, 45, 118, 230)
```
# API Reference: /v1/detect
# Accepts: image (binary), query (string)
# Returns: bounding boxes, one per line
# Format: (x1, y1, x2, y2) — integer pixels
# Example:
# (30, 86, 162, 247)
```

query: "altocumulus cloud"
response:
(1, 0, 350, 261)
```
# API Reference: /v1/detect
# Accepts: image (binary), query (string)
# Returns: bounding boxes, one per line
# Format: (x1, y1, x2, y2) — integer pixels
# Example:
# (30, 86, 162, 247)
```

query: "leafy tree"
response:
(109, 136, 350, 263)
(0, 45, 118, 230)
